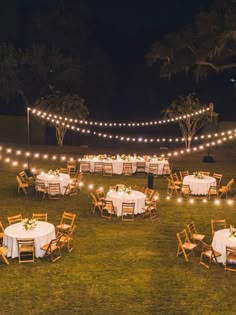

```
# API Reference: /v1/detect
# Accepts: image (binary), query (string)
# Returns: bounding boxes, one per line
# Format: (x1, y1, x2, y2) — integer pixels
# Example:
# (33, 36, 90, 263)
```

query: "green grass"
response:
(1, 146, 236, 315)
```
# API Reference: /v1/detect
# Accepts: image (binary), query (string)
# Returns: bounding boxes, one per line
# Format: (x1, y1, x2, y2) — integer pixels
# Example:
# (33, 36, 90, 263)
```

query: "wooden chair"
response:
(56, 211, 76, 233)
(94, 162, 103, 175)
(67, 160, 77, 176)
(80, 161, 90, 174)
(116, 184, 125, 191)
(95, 188, 106, 202)
(8, 214, 23, 225)
(90, 192, 104, 215)
(179, 170, 189, 181)
(207, 185, 218, 199)
(35, 180, 48, 199)
(19, 170, 34, 186)
(48, 183, 61, 199)
(225, 246, 236, 272)
(211, 219, 226, 237)
(122, 162, 133, 176)
(170, 172, 182, 185)
(0, 221, 4, 245)
(16, 175, 29, 195)
(145, 190, 159, 206)
(176, 229, 197, 262)
(181, 184, 192, 199)
(200, 241, 221, 269)
(103, 163, 113, 176)
(121, 202, 135, 222)
(213, 173, 223, 187)
(186, 221, 205, 249)
(58, 225, 76, 253)
(167, 177, 181, 196)
(218, 178, 234, 199)
(142, 200, 159, 220)
(40, 234, 62, 263)
(32, 213, 48, 222)
(17, 238, 35, 264)
(136, 162, 146, 175)
(200, 171, 210, 176)
(0, 246, 9, 265)
(101, 200, 116, 218)
(148, 163, 159, 177)
(144, 187, 155, 204)
(64, 175, 81, 196)
(162, 163, 172, 176)
(59, 167, 68, 174)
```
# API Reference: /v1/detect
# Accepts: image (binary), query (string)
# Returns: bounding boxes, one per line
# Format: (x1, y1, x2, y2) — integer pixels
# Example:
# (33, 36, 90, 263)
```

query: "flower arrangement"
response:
(230, 225, 236, 237)
(125, 186, 132, 194)
(48, 169, 60, 176)
(193, 171, 204, 179)
(22, 218, 37, 231)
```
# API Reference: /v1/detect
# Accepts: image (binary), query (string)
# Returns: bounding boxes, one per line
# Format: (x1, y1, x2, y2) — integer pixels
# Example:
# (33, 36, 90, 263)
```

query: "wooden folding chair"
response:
(56, 211, 76, 233)
(122, 162, 133, 176)
(186, 221, 205, 249)
(200, 241, 221, 269)
(48, 183, 61, 199)
(17, 238, 35, 264)
(32, 213, 48, 222)
(8, 214, 23, 225)
(176, 229, 197, 262)
(0, 221, 4, 245)
(225, 246, 236, 272)
(101, 200, 116, 218)
(0, 246, 9, 265)
(121, 202, 135, 222)
(103, 163, 113, 176)
(211, 219, 226, 237)
(40, 235, 62, 263)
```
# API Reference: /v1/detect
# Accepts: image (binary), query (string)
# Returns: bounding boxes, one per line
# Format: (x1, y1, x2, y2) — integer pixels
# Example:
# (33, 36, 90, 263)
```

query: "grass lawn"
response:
(0, 144, 236, 315)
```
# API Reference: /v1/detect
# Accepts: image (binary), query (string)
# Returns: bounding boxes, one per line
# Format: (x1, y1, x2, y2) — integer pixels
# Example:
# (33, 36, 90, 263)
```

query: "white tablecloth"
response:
(80, 159, 168, 175)
(106, 190, 146, 216)
(183, 175, 216, 195)
(3, 221, 56, 258)
(37, 172, 70, 195)
(211, 228, 236, 264)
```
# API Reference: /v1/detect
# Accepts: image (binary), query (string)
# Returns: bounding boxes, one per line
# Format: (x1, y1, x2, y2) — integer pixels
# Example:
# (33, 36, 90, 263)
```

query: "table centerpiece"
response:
(22, 218, 37, 231)
(193, 171, 204, 179)
(48, 169, 60, 176)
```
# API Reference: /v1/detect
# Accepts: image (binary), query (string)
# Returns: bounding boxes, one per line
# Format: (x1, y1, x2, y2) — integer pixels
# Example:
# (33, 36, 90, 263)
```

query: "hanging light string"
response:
(30, 106, 211, 128)
(30, 108, 235, 144)
(1, 128, 236, 168)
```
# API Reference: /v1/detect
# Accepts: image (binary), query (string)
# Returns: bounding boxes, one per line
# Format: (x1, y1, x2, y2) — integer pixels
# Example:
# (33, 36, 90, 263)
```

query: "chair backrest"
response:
(19, 171, 29, 182)
(60, 211, 76, 227)
(32, 213, 48, 221)
(94, 162, 103, 175)
(95, 188, 105, 201)
(211, 219, 226, 236)
(0, 221, 4, 233)
(136, 162, 146, 173)
(179, 171, 189, 181)
(213, 173, 223, 186)
(16, 175, 28, 187)
(122, 162, 133, 175)
(225, 246, 236, 271)
(103, 163, 113, 176)
(186, 222, 197, 237)
(17, 238, 35, 263)
(148, 163, 159, 177)
(181, 184, 192, 196)
(121, 202, 135, 221)
(48, 183, 61, 199)
(201, 171, 210, 176)
(8, 214, 23, 225)
(80, 161, 90, 174)
(144, 187, 155, 201)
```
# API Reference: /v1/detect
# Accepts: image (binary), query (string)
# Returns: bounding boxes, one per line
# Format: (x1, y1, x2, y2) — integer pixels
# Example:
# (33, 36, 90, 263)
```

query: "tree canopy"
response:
(146, 0, 236, 81)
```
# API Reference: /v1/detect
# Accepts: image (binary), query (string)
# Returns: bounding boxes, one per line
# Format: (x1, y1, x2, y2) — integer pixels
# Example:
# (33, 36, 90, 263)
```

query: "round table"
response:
(106, 190, 146, 217)
(37, 172, 70, 195)
(211, 228, 236, 264)
(183, 175, 216, 195)
(3, 221, 56, 258)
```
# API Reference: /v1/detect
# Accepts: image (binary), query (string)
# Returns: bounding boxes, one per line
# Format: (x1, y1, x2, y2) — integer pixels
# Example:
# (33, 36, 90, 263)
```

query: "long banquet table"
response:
(3, 221, 56, 258)
(80, 159, 168, 175)
(106, 189, 146, 217)
(183, 175, 216, 195)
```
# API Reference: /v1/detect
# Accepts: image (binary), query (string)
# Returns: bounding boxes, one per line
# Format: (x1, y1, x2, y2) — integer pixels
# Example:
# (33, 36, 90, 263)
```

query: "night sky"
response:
(1, 0, 235, 121)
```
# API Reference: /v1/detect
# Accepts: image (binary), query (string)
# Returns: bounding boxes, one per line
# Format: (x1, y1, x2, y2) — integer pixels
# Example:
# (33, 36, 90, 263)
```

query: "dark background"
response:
(0, 0, 235, 121)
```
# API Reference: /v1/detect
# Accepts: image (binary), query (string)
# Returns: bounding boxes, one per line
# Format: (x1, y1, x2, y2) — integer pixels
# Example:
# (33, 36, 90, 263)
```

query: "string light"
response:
(30, 106, 211, 128)
(30, 108, 236, 144)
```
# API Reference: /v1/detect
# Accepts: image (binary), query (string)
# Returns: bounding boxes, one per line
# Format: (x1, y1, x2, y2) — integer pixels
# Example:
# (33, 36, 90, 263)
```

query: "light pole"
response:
(27, 107, 31, 169)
